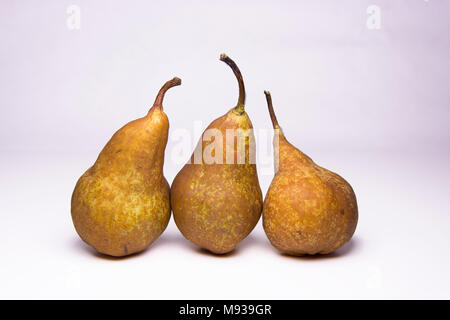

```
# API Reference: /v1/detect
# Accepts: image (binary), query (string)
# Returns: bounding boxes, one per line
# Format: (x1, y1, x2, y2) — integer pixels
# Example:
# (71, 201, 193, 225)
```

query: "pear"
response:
(262, 91, 358, 256)
(71, 77, 181, 257)
(171, 54, 263, 254)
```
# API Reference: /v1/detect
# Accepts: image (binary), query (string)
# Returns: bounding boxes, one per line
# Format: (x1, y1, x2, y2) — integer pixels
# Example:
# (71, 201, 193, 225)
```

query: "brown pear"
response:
(262, 91, 358, 256)
(71, 77, 181, 257)
(171, 54, 263, 254)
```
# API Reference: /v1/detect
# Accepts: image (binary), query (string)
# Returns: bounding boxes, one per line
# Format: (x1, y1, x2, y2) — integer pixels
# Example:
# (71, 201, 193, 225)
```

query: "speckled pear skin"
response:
(71, 77, 181, 257)
(171, 55, 263, 254)
(171, 110, 263, 254)
(262, 91, 358, 256)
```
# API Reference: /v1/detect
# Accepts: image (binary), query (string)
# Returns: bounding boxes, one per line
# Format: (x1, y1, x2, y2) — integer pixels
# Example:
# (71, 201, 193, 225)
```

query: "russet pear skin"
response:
(71, 78, 181, 257)
(262, 91, 358, 256)
(171, 55, 263, 254)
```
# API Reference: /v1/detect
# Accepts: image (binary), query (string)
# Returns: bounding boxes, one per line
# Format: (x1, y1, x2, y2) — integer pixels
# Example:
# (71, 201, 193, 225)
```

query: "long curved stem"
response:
(264, 91, 280, 129)
(152, 77, 182, 110)
(220, 54, 245, 114)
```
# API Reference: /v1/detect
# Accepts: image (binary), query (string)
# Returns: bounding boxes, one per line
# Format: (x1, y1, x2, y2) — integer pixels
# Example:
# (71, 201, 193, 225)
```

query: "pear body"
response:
(263, 133, 358, 255)
(171, 109, 263, 254)
(71, 108, 171, 257)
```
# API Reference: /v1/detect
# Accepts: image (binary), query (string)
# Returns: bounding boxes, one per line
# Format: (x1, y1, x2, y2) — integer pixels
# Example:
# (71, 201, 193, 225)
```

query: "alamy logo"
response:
(66, 5, 81, 30)
(366, 5, 381, 30)
(168, 126, 279, 176)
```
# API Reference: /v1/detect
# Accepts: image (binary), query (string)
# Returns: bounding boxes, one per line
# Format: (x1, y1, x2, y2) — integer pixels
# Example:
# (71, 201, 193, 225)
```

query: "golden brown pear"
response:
(262, 91, 358, 256)
(71, 77, 181, 257)
(171, 54, 263, 254)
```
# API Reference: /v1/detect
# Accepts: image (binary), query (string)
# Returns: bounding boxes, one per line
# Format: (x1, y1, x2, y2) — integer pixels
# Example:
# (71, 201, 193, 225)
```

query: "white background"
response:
(1, 1, 449, 299)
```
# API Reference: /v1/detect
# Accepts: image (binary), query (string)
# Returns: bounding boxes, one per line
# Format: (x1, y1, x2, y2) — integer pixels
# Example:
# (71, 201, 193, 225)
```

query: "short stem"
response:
(264, 91, 280, 129)
(152, 77, 182, 110)
(220, 54, 245, 113)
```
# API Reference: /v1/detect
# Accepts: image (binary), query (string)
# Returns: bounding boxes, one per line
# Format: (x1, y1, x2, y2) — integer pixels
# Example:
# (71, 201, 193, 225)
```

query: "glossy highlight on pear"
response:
(262, 91, 358, 256)
(71, 77, 181, 257)
(171, 54, 263, 254)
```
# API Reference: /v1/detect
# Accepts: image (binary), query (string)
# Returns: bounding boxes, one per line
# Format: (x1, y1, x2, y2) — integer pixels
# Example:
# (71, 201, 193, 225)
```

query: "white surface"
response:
(1, 1, 449, 299)
(1, 150, 449, 299)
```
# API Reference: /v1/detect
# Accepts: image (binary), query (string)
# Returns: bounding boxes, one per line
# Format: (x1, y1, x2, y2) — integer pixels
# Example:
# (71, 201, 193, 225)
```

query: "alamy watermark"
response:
(168, 124, 279, 176)
(366, 5, 381, 30)
(66, 5, 81, 30)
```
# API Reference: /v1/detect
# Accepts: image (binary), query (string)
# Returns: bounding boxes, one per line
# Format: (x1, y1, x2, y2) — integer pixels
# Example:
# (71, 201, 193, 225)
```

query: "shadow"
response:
(92, 247, 149, 261)
(152, 232, 183, 245)
(150, 231, 193, 250)
(70, 237, 150, 261)
(69, 230, 361, 261)
(155, 231, 244, 258)
(192, 233, 271, 258)
(239, 233, 273, 250)
(194, 247, 239, 258)
(279, 236, 361, 261)
(335, 236, 360, 256)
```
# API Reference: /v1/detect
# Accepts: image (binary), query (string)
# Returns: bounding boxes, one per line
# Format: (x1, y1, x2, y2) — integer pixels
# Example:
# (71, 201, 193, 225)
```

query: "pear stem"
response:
(152, 77, 182, 109)
(220, 54, 245, 114)
(264, 91, 280, 129)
